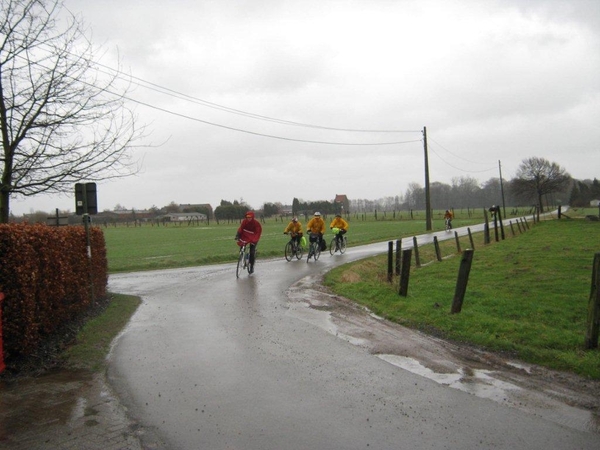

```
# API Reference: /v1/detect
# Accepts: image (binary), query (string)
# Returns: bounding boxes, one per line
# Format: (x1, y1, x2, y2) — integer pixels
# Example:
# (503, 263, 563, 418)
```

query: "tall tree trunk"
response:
(0, 188, 10, 223)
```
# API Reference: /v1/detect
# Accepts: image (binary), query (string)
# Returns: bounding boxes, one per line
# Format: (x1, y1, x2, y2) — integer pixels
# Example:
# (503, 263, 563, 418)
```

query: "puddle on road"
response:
(378, 354, 600, 435)
(0, 369, 97, 441)
(378, 354, 515, 403)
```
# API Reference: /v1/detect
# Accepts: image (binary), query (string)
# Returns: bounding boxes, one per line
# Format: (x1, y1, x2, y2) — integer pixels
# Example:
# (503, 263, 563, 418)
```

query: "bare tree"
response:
(0, 0, 146, 223)
(510, 157, 571, 212)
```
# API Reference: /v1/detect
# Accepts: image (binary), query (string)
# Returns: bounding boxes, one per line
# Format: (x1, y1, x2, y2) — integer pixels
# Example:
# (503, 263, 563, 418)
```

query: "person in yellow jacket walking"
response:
(329, 214, 348, 245)
(283, 217, 303, 246)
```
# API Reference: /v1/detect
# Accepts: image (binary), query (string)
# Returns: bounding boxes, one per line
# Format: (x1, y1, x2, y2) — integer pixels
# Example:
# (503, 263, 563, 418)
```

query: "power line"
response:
(428, 145, 496, 174)
(16, 50, 420, 146)
(127, 97, 423, 146)
(16, 44, 424, 144)
(82, 54, 422, 133)
(428, 137, 496, 165)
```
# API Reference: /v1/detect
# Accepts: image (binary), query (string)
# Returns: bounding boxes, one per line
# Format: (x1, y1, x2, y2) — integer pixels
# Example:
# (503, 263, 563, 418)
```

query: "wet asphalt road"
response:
(107, 224, 599, 450)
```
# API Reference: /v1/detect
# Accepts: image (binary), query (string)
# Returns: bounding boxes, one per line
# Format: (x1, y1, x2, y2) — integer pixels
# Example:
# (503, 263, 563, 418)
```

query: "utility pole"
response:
(499, 160, 507, 218)
(423, 127, 432, 231)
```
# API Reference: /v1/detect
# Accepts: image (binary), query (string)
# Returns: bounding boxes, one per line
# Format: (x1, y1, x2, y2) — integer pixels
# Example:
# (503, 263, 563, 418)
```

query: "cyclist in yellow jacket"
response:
(329, 214, 348, 245)
(306, 212, 325, 246)
(283, 217, 303, 246)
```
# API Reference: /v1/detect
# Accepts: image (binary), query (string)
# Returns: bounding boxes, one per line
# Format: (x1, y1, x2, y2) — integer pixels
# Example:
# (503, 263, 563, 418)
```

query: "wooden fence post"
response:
(434, 236, 442, 261)
(497, 207, 505, 240)
(483, 209, 490, 244)
(492, 209, 499, 242)
(467, 227, 475, 250)
(399, 249, 413, 297)
(387, 241, 394, 283)
(413, 236, 421, 268)
(585, 253, 600, 349)
(395, 239, 402, 276)
(454, 231, 461, 253)
(451, 249, 475, 314)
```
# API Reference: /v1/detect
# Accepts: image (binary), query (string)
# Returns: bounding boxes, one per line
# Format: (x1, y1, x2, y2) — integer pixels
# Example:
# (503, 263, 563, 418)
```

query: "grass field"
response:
(103, 207, 548, 272)
(323, 212, 600, 379)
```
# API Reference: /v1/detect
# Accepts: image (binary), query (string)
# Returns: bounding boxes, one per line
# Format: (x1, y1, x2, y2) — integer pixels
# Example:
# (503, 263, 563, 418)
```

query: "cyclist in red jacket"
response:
(235, 211, 263, 273)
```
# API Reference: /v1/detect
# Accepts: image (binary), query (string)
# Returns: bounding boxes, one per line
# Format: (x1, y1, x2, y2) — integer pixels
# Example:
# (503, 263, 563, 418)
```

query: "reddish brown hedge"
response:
(0, 223, 108, 360)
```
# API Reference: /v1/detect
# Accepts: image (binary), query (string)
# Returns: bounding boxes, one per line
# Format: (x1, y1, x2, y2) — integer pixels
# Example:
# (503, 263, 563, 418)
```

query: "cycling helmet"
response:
(292, 217, 298, 222)
(314, 212, 321, 216)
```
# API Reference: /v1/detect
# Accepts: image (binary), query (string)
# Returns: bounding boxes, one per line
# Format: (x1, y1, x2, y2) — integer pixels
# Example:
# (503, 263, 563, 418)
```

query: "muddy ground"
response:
(287, 275, 600, 433)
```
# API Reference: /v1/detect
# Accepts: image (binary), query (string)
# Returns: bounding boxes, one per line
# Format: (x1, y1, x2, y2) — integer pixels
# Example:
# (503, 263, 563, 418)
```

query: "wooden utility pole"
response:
(423, 127, 432, 231)
(499, 160, 507, 219)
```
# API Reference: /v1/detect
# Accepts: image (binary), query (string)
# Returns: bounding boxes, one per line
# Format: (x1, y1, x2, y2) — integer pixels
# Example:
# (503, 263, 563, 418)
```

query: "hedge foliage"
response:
(0, 223, 108, 360)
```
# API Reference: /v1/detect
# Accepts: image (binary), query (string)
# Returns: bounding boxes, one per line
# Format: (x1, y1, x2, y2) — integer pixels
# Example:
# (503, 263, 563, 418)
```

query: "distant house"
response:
(334, 194, 350, 214)
(179, 203, 214, 218)
(162, 213, 207, 222)
(94, 208, 157, 223)
(591, 199, 600, 207)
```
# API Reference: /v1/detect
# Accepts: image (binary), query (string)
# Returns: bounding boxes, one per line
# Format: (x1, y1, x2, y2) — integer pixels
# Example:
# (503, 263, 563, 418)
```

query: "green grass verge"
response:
(60, 293, 141, 372)
(323, 219, 600, 379)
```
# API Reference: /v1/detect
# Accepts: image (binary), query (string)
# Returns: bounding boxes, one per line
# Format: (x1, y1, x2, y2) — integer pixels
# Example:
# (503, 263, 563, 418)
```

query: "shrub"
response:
(0, 223, 107, 361)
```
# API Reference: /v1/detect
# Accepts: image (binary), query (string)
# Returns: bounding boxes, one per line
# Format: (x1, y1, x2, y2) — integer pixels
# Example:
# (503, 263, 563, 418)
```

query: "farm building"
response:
(161, 213, 207, 222)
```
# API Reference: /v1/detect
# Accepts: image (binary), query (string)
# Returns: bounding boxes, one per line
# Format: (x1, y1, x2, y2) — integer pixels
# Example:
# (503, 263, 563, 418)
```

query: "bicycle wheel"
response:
(314, 242, 321, 261)
(340, 237, 347, 254)
(285, 241, 294, 261)
(295, 243, 303, 260)
(246, 247, 253, 274)
(329, 238, 337, 255)
(236, 248, 245, 278)
(306, 243, 314, 263)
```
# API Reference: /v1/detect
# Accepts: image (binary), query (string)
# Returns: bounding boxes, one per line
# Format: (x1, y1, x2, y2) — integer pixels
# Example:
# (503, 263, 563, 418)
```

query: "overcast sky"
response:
(11, 0, 600, 215)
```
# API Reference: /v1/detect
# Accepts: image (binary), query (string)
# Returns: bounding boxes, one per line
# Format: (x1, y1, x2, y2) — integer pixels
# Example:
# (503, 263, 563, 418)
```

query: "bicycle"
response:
(236, 240, 254, 278)
(329, 227, 347, 255)
(445, 218, 452, 232)
(284, 233, 304, 261)
(306, 233, 321, 263)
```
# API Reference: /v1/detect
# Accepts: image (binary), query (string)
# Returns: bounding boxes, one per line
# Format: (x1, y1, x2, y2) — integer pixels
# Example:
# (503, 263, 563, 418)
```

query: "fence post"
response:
(467, 227, 475, 250)
(413, 236, 421, 268)
(451, 249, 474, 314)
(454, 231, 461, 253)
(492, 209, 499, 242)
(483, 209, 490, 244)
(395, 239, 402, 276)
(585, 253, 600, 349)
(433, 236, 442, 262)
(509, 221, 516, 236)
(387, 241, 394, 283)
(399, 249, 413, 297)
(497, 207, 505, 240)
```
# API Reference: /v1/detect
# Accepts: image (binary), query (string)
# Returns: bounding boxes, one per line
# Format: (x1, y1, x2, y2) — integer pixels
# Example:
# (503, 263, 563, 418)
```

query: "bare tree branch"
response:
(0, 0, 147, 222)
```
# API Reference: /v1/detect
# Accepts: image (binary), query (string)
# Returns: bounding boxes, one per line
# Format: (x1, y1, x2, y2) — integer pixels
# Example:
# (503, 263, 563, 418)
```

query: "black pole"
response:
(423, 127, 432, 231)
